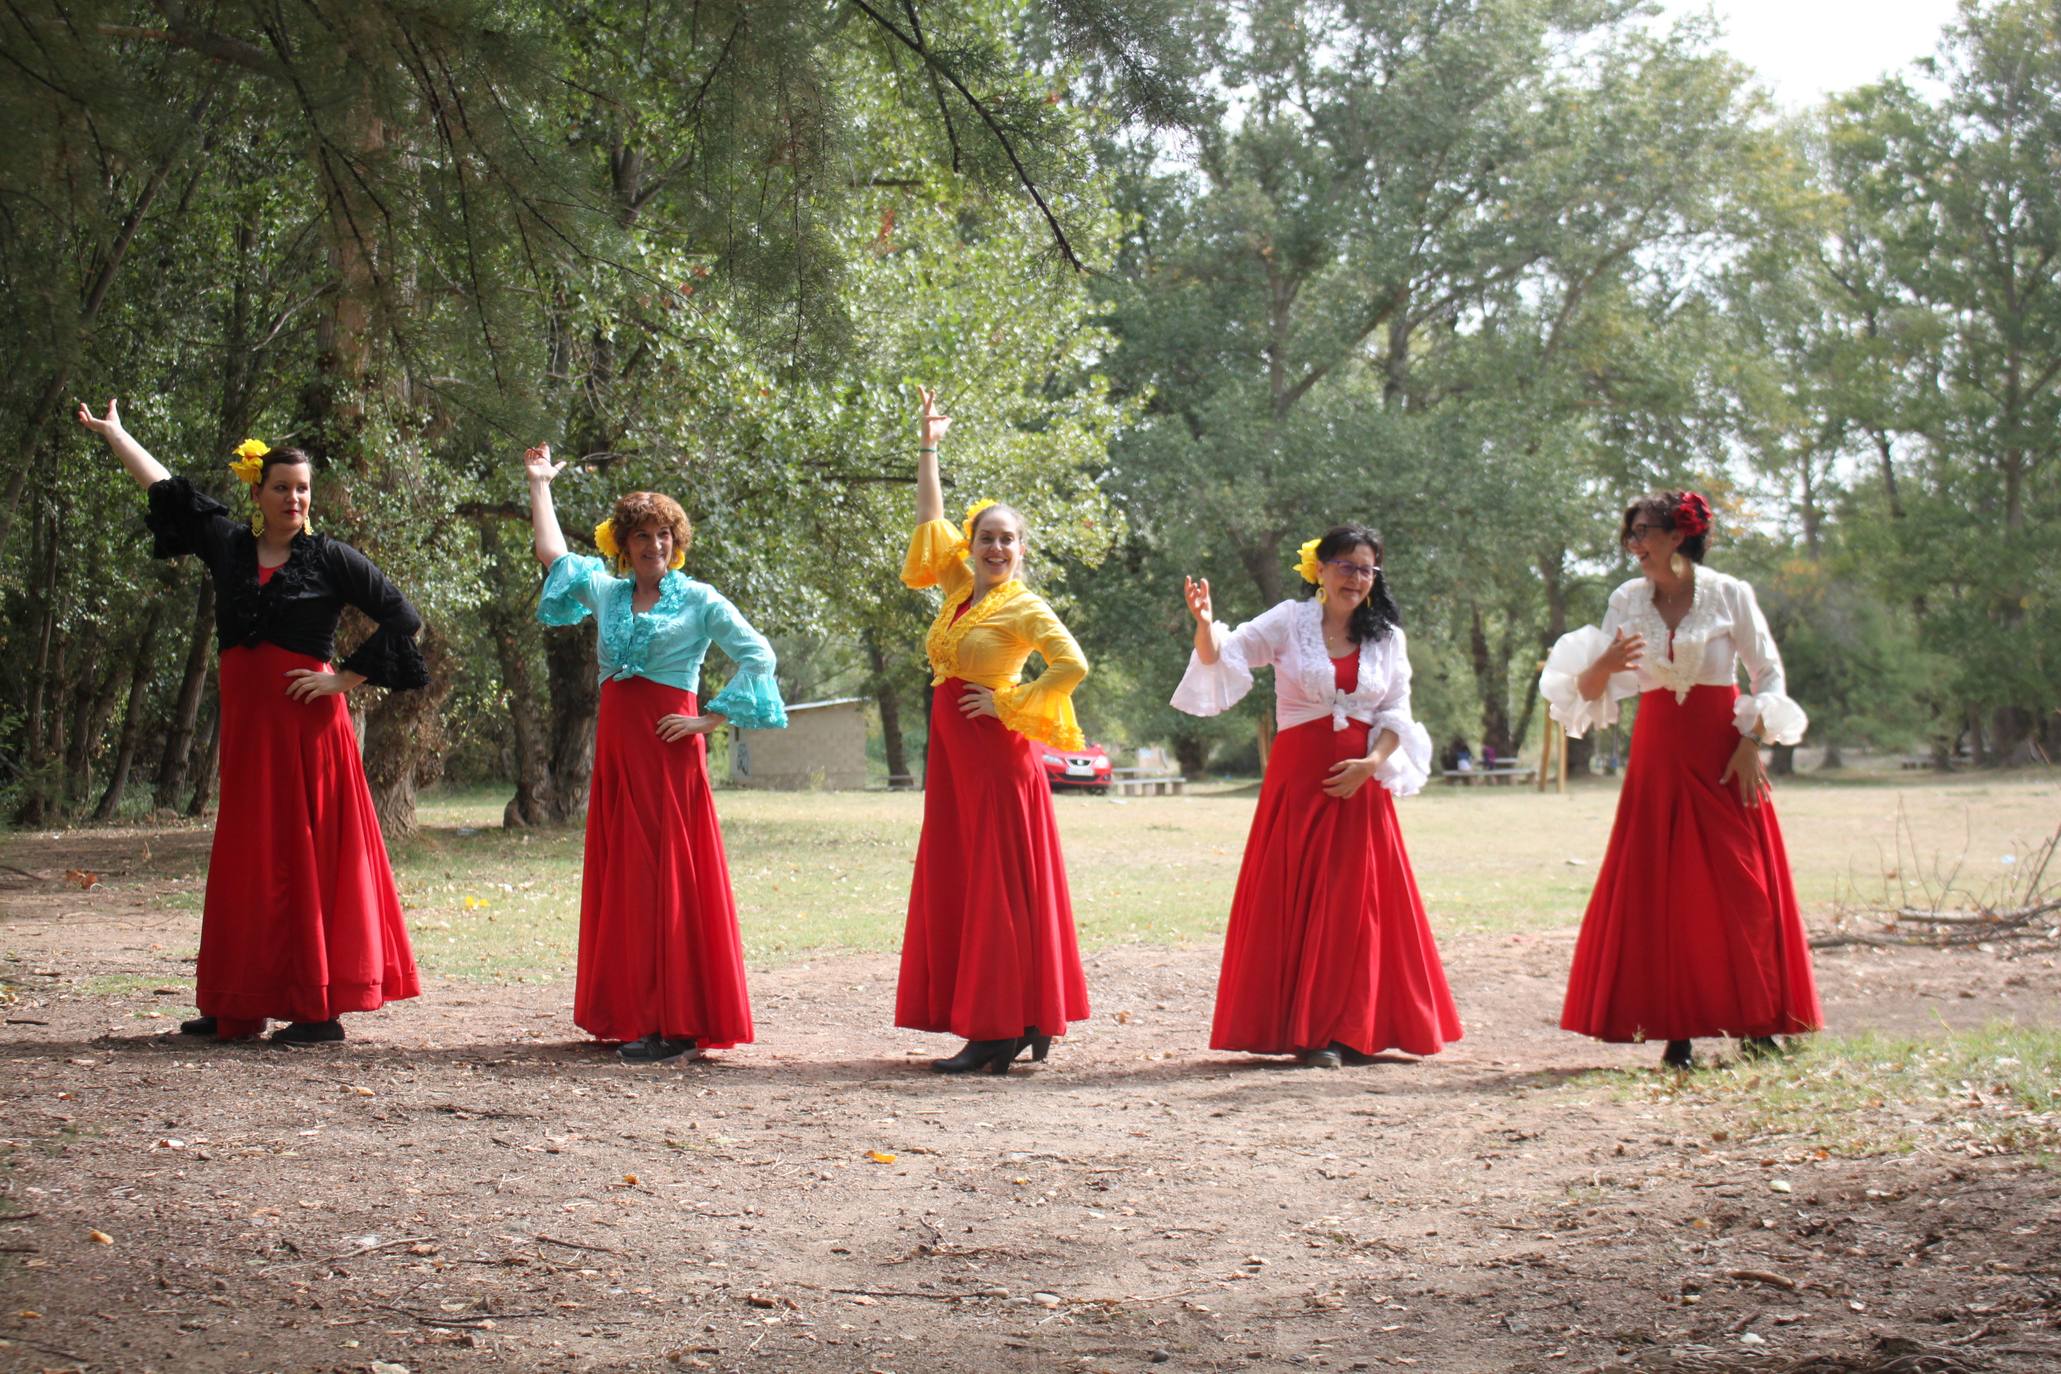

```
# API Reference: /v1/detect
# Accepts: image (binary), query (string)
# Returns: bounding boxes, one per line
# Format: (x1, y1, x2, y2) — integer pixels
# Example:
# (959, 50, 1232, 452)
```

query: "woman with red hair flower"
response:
(1540, 490, 1822, 1070)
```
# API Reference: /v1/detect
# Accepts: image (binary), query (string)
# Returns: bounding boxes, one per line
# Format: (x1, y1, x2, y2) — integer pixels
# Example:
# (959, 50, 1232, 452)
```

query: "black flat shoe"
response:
(1661, 1039, 1694, 1070)
(931, 1039, 1018, 1075)
(1297, 1047, 1343, 1070)
(1333, 1042, 1381, 1067)
(272, 1019, 345, 1044)
(179, 1016, 217, 1037)
(618, 1033, 699, 1063)
(1740, 1035, 1781, 1060)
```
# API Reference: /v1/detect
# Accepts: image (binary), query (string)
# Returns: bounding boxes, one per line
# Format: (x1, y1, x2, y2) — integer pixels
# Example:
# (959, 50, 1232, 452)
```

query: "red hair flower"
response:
(1674, 491, 1711, 539)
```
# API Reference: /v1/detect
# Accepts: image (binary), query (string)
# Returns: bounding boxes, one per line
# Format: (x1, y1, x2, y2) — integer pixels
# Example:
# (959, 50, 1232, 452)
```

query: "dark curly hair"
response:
(1302, 523, 1401, 644)
(608, 490, 694, 571)
(1620, 490, 1710, 563)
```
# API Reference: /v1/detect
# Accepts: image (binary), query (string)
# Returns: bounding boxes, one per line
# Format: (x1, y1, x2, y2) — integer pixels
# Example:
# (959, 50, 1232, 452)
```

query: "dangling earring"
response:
(1315, 586, 1328, 603)
(249, 507, 264, 536)
(1668, 552, 1688, 580)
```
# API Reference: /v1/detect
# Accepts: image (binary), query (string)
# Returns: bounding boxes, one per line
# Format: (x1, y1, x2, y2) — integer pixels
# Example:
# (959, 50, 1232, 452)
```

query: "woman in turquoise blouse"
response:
(525, 444, 787, 1062)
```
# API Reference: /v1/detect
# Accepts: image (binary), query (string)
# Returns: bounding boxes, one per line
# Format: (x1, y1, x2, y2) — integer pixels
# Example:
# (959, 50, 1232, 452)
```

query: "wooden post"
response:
(1556, 718, 1568, 792)
(1537, 717, 1555, 792)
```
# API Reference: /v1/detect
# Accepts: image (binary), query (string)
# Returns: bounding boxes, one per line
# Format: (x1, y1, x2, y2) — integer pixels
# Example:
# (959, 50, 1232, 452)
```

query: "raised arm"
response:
(915, 385, 950, 526)
(1184, 575, 1218, 664)
(76, 399, 171, 490)
(524, 443, 569, 567)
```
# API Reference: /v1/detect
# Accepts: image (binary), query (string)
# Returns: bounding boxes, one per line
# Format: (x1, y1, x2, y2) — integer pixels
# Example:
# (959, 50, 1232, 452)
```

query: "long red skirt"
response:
(896, 679, 1090, 1040)
(198, 643, 419, 1032)
(574, 677, 752, 1046)
(1561, 685, 1823, 1042)
(1212, 717, 1462, 1056)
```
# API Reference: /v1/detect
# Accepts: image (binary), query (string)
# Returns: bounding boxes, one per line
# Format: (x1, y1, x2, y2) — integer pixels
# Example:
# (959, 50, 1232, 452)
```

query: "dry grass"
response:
(379, 770, 2061, 980)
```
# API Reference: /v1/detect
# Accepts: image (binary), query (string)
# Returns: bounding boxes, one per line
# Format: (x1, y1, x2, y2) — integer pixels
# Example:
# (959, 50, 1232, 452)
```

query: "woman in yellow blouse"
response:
(897, 386, 1092, 1074)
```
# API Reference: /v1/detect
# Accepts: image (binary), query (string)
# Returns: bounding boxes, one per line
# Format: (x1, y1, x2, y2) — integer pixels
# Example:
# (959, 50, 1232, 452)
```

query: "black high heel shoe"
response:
(931, 1038, 1019, 1074)
(1740, 1035, 1780, 1061)
(619, 1032, 699, 1063)
(272, 1019, 345, 1045)
(1014, 1030, 1053, 1064)
(1661, 1039, 1694, 1070)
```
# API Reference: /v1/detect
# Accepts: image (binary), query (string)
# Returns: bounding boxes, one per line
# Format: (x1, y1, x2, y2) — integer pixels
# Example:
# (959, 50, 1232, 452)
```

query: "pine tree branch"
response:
(839, 0, 1083, 272)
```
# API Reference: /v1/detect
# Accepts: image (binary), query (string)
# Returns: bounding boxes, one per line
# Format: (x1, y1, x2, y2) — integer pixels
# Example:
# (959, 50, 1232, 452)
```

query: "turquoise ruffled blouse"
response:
(538, 553, 789, 729)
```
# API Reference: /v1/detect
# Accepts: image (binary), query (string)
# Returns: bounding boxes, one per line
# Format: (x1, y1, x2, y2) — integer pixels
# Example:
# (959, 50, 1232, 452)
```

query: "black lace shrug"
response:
(145, 477, 429, 691)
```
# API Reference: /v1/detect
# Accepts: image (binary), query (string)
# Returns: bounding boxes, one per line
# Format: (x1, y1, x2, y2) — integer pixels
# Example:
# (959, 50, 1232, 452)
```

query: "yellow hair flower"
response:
(961, 499, 998, 545)
(228, 438, 270, 487)
(1294, 537, 1323, 584)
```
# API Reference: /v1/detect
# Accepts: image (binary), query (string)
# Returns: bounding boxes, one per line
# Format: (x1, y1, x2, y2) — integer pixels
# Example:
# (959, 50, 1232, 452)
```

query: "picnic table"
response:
(1441, 764, 1537, 786)
(1109, 767, 1186, 797)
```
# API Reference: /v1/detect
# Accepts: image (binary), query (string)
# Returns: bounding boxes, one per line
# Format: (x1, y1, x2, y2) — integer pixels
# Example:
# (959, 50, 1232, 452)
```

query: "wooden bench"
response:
(1110, 768, 1186, 797)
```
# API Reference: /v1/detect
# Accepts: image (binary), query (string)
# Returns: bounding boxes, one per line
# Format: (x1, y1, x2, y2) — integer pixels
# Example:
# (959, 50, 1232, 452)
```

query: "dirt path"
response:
(4, 835, 2060, 1373)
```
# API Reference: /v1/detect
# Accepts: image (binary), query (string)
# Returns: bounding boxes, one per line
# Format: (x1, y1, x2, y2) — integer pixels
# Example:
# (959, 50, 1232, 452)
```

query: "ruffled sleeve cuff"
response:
(339, 627, 431, 692)
(901, 518, 967, 590)
(706, 666, 790, 730)
(144, 476, 230, 559)
(1735, 692, 1807, 746)
(538, 552, 605, 627)
(994, 681, 1087, 750)
(1371, 715, 1433, 798)
(1169, 623, 1255, 717)
(1540, 625, 1627, 739)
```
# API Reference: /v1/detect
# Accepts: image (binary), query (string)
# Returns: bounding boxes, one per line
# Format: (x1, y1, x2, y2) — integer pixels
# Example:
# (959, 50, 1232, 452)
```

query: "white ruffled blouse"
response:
(1538, 569, 1807, 745)
(1170, 598, 1434, 797)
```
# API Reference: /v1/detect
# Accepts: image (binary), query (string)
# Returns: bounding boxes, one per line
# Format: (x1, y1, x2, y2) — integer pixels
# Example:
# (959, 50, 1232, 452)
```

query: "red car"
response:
(1041, 741, 1113, 791)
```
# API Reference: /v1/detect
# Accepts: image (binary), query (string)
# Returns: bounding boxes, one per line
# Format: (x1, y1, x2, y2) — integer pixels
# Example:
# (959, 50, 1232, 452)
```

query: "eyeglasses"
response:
(1324, 560, 1380, 581)
(1623, 523, 1670, 546)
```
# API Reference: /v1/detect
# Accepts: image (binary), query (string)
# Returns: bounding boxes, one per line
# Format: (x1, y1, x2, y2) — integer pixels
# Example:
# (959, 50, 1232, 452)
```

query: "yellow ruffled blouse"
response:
(902, 518, 1089, 750)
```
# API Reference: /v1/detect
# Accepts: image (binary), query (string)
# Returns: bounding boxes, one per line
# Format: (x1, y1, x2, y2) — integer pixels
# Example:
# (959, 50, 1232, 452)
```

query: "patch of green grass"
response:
(1574, 1024, 2061, 1162)
(76, 974, 183, 998)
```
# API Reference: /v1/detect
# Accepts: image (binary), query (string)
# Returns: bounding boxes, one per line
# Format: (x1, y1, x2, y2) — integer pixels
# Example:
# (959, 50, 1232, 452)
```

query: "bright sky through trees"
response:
(1653, 0, 1964, 107)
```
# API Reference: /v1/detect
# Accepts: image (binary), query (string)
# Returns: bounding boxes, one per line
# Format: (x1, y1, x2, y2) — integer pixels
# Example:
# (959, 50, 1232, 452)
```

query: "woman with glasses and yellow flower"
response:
(1173, 526, 1459, 1070)
(523, 444, 787, 1063)
(1540, 490, 1821, 1071)
(76, 400, 428, 1044)
(896, 387, 1091, 1075)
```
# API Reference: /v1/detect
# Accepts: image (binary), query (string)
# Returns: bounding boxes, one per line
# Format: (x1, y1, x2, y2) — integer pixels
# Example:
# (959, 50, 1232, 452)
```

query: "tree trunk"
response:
(1769, 743, 1796, 777)
(17, 512, 60, 825)
(360, 625, 453, 841)
(65, 655, 123, 814)
(156, 580, 217, 809)
(544, 625, 601, 821)
(865, 631, 913, 787)
(95, 604, 167, 820)
(1820, 740, 1844, 770)
(1173, 733, 1208, 778)
(186, 694, 221, 817)
(1991, 705, 2037, 766)
(484, 560, 555, 827)
(1468, 602, 1515, 758)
